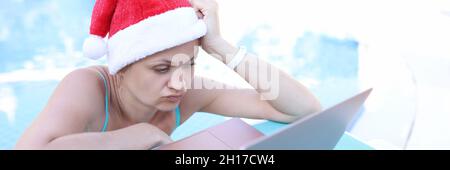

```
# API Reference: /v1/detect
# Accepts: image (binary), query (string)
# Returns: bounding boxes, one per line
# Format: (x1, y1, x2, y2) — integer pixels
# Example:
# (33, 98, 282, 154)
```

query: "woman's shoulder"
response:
(59, 65, 107, 95)
(22, 66, 110, 138)
(64, 65, 110, 86)
(50, 66, 108, 120)
(60, 66, 110, 107)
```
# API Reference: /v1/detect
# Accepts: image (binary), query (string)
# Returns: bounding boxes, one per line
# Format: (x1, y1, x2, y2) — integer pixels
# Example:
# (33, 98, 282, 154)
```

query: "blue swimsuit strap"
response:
(175, 106, 181, 128)
(96, 70, 181, 132)
(95, 71, 109, 132)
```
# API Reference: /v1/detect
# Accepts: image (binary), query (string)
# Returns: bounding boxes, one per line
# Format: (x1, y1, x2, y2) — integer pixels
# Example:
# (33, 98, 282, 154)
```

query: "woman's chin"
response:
(155, 101, 180, 111)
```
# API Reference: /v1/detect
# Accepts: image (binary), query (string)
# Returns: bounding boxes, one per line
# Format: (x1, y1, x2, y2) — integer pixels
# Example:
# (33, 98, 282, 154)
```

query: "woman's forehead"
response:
(143, 41, 198, 63)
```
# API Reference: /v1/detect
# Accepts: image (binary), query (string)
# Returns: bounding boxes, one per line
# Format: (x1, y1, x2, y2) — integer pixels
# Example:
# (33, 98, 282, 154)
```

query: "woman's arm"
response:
(15, 68, 170, 150)
(192, 77, 319, 124)
(190, 0, 321, 122)
(32, 123, 171, 150)
(208, 39, 322, 119)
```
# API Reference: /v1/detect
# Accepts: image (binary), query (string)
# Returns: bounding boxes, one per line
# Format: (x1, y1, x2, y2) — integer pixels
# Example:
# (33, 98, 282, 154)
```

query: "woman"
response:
(15, 0, 321, 149)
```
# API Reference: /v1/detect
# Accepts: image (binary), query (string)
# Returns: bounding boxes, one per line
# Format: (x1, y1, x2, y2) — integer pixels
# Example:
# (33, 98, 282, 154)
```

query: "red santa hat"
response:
(82, 0, 207, 74)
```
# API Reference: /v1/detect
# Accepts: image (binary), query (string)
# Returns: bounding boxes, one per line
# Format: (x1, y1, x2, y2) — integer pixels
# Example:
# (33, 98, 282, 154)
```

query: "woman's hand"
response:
(155, 131, 173, 147)
(139, 123, 173, 148)
(189, 0, 224, 55)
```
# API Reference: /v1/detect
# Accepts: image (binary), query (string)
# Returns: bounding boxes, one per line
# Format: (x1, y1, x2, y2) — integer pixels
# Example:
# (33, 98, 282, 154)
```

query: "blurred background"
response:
(1, 0, 449, 149)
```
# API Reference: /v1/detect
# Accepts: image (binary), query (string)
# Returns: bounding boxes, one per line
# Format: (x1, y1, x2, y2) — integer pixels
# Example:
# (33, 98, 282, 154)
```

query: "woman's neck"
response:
(108, 69, 158, 124)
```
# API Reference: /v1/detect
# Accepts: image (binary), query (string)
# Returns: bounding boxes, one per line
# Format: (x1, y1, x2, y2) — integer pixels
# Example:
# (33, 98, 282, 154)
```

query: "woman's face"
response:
(120, 40, 199, 111)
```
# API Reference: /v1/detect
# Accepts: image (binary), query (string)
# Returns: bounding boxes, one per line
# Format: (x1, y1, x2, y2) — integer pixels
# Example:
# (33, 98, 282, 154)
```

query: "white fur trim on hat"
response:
(83, 35, 108, 60)
(106, 7, 207, 75)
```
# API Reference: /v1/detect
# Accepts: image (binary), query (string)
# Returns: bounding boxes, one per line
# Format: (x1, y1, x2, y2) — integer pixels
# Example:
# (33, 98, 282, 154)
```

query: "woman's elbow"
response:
(14, 136, 52, 150)
(294, 100, 322, 121)
(309, 100, 322, 114)
(14, 142, 45, 150)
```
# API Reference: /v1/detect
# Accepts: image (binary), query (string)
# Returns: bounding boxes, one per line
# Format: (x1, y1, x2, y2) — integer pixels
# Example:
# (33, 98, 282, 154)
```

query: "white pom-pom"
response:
(82, 35, 107, 60)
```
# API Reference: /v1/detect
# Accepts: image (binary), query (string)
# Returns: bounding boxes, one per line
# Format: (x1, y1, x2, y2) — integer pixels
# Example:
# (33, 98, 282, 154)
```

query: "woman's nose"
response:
(168, 69, 187, 92)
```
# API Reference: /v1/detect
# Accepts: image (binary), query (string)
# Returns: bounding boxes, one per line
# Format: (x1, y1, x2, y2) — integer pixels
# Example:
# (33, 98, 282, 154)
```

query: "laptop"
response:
(155, 88, 372, 150)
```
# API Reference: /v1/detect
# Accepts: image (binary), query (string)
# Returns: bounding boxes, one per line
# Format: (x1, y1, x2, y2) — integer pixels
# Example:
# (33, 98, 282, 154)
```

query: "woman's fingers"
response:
(189, 0, 218, 14)
(189, 0, 203, 10)
(190, 0, 204, 19)
(159, 133, 173, 145)
(189, 0, 222, 54)
(195, 10, 204, 19)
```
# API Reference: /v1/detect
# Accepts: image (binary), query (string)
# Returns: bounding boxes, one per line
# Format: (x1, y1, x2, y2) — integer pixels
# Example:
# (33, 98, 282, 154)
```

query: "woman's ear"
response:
(117, 64, 130, 80)
(196, 39, 201, 46)
(117, 70, 125, 82)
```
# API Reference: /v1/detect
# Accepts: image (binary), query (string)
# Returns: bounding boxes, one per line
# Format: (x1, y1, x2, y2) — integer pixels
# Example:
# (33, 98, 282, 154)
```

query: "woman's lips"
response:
(164, 95, 182, 102)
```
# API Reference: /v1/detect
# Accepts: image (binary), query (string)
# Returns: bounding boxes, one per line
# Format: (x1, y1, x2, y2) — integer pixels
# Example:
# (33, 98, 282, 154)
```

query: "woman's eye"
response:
(154, 67, 170, 73)
(153, 61, 193, 74)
